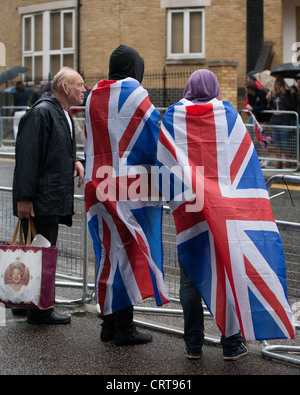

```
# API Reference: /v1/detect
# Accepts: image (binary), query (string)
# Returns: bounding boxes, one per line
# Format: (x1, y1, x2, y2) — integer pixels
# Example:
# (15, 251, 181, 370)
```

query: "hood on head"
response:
(183, 69, 220, 104)
(109, 45, 145, 83)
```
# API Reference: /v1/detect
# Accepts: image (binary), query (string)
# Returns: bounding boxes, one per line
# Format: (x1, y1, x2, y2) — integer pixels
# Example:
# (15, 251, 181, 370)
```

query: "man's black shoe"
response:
(11, 308, 28, 316)
(27, 310, 71, 325)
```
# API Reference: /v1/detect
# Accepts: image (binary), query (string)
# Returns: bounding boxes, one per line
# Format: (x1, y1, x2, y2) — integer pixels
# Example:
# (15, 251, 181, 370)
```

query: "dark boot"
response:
(27, 308, 71, 325)
(114, 306, 153, 346)
(100, 313, 115, 342)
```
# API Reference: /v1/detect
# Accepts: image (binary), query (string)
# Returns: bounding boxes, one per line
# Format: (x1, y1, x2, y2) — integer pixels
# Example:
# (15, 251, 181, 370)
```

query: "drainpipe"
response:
(77, 0, 81, 73)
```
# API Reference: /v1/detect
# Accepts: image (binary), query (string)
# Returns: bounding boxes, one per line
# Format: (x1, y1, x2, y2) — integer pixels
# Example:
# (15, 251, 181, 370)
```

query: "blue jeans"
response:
(179, 259, 244, 355)
(270, 121, 290, 151)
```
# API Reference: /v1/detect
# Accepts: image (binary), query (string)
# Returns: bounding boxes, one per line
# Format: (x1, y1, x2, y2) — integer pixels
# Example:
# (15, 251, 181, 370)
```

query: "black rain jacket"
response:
(13, 96, 77, 221)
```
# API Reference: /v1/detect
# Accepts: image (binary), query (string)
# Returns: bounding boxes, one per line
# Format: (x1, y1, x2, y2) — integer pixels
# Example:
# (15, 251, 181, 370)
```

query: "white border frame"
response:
(167, 8, 205, 60)
(22, 9, 75, 81)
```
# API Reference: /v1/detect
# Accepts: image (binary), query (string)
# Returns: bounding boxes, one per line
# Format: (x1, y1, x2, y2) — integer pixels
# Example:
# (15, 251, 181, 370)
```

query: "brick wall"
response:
(79, 0, 166, 75)
(208, 61, 239, 108)
(83, 63, 238, 109)
(0, 0, 284, 111)
(264, 0, 283, 66)
(205, 0, 247, 89)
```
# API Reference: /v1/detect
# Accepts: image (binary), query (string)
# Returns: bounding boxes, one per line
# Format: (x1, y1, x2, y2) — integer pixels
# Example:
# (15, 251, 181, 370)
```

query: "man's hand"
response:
(74, 160, 84, 187)
(17, 199, 35, 219)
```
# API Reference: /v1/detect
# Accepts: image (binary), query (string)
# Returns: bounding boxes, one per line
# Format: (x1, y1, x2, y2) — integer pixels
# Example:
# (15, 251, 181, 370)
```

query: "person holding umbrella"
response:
(271, 63, 300, 80)
(290, 73, 300, 121)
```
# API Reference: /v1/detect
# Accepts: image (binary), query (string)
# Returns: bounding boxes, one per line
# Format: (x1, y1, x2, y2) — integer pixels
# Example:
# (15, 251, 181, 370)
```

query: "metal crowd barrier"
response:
(136, 177, 300, 364)
(0, 179, 300, 363)
(264, 174, 300, 366)
(0, 106, 168, 148)
(72, 108, 300, 171)
(65, 107, 300, 171)
(0, 184, 182, 309)
(0, 181, 217, 344)
(1, 106, 299, 173)
(134, 205, 219, 346)
(0, 106, 30, 145)
(240, 109, 300, 172)
(54, 194, 94, 305)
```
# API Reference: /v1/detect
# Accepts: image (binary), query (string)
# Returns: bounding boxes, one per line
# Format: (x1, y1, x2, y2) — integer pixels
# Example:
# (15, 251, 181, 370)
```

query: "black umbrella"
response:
(271, 63, 300, 79)
(0, 66, 29, 85)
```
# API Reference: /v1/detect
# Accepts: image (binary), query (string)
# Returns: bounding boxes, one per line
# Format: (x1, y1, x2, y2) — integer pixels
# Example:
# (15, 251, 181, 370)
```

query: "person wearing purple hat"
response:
(180, 69, 247, 361)
(161, 69, 248, 361)
(183, 69, 220, 104)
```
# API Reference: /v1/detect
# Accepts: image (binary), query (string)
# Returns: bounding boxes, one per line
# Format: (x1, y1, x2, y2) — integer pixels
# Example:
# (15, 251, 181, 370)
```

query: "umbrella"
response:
(0, 66, 29, 85)
(4, 86, 16, 93)
(254, 70, 276, 91)
(271, 63, 300, 79)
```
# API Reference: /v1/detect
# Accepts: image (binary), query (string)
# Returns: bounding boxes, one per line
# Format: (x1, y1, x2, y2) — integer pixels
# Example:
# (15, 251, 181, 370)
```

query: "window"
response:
(22, 9, 75, 81)
(167, 8, 205, 60)
(0, 42, 6, 67)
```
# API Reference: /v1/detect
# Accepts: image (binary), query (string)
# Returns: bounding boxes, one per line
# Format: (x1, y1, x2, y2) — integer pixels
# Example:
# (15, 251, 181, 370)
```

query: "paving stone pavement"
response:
(0, 300, 299, 378)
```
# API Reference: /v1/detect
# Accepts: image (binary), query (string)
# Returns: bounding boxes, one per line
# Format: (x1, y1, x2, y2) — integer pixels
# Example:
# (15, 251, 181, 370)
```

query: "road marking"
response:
(271, 183, 300, 191)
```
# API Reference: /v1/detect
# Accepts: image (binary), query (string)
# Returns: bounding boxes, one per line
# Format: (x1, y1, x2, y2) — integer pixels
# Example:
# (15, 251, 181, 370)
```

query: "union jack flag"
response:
(84, 78, 169, 315)
(157, 98, 295, 340)
(251, 112, 272, 148)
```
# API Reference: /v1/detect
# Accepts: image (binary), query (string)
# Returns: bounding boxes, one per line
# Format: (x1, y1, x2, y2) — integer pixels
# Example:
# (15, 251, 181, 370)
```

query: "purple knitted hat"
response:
(183, 69, 220, 104)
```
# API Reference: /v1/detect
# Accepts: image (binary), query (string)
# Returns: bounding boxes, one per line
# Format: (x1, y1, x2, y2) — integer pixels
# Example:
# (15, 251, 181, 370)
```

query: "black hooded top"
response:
(109, 45, 145, 83)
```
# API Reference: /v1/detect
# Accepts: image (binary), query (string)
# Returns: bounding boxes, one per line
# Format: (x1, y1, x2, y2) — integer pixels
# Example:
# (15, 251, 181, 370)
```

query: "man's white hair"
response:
(52, 67, 78, 93)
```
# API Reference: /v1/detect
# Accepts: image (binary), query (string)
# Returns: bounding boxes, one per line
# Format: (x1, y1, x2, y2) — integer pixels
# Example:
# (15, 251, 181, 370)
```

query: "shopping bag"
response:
(0, 219, 57, 310)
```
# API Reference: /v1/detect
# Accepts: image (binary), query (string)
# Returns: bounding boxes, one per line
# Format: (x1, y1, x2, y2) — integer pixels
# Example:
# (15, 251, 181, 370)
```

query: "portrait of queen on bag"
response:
(5, 260, 30, 292)
(0, 249, 42, 306)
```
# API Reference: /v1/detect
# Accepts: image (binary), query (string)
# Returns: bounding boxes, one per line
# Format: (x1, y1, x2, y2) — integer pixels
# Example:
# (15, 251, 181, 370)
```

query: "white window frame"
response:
(23, 13, 44, 80)
(22, 9, 75, 82)
(167, 8, 205, 60)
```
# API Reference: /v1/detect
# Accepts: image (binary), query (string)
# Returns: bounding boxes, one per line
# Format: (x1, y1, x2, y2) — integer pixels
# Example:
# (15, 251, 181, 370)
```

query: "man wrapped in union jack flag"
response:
(85, 45, 169, 346)
(157, 69, 295, 361)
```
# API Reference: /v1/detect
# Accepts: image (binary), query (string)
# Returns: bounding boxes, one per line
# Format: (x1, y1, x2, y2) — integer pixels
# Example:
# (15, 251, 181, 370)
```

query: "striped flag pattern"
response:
(85, 78, 169, 315)
(157, 98, 295, 340)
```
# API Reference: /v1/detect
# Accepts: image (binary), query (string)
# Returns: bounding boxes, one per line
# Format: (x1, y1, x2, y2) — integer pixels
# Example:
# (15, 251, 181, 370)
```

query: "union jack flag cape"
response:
(157, 98, 295, 340)
(84, 77, 169, 315)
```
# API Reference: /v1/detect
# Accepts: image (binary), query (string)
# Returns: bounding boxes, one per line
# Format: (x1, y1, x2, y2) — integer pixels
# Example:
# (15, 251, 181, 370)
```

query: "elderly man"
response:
(13, 67, 85, 325)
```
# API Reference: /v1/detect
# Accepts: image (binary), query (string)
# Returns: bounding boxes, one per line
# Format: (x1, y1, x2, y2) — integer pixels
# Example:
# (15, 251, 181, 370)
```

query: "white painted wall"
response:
(283, 0, 300, 63)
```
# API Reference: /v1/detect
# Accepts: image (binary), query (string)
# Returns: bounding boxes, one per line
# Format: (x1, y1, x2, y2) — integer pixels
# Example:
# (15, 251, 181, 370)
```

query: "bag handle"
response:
(29, 219, 37, 243)
(11, 218, 37, 246)
(11, 219, 23, 246)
